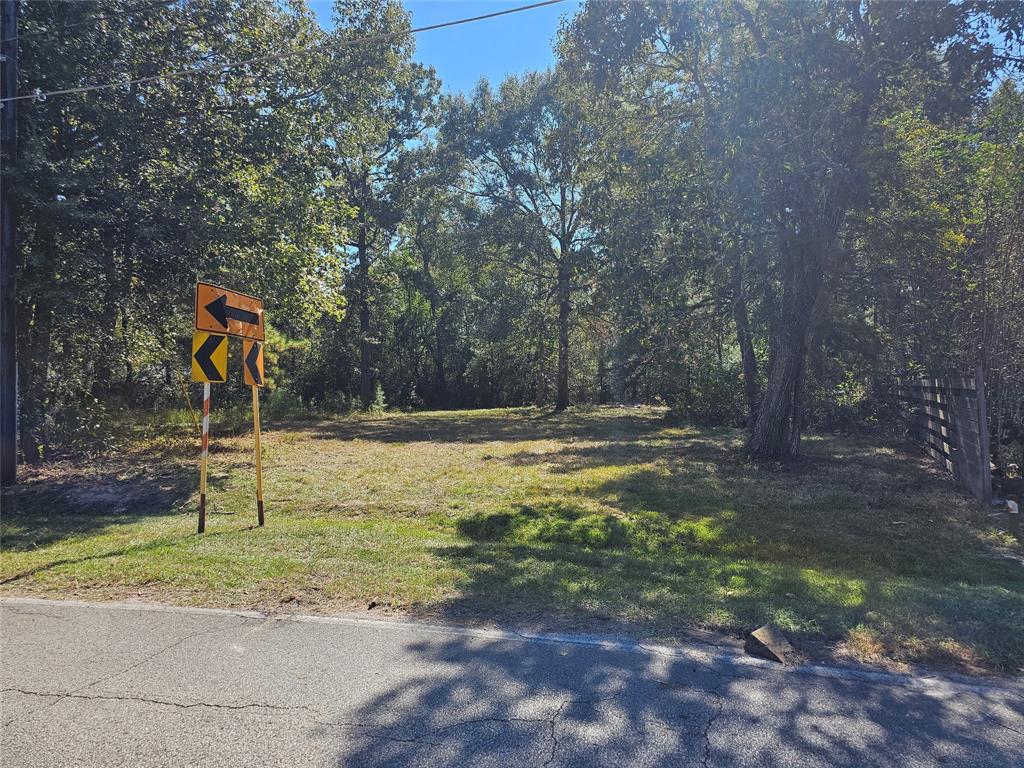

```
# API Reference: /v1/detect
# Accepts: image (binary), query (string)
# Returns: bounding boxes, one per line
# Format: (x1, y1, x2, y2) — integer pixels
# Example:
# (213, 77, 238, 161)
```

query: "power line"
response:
(0, 0, 566, 104)
(0, 0, 181, 44)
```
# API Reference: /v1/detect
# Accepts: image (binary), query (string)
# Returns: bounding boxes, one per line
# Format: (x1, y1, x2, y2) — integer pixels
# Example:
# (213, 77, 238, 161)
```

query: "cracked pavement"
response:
(1, 598, 1022, 767)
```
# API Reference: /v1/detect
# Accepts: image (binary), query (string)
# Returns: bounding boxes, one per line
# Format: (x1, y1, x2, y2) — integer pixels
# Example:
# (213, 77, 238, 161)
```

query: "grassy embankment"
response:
(2, 406, 1022, 673)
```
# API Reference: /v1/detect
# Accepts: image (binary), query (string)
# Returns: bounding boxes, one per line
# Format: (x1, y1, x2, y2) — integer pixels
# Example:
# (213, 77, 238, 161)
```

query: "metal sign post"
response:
(192, 333, 225, 534)
(244, 339, 266, 526)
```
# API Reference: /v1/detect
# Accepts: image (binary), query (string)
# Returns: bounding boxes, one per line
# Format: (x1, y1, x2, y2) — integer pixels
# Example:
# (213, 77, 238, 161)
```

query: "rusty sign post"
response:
(244, 340, 266, 526)
(192, 283, 266, 533)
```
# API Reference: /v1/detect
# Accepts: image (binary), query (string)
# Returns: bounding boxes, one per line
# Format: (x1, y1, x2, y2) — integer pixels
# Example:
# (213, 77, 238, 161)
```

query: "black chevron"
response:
(194, 334, 226, 381)
(245, 342, 263, 385)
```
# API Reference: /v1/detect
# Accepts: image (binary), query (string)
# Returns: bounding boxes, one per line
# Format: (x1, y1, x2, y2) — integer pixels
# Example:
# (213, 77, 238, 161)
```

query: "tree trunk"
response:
(357, 218, 372, 408)
(18, 297, 51, 463)
(121, 304, 133, 389)
(745, 324, 808, 459)
(92, 260, 120, 399)
(745, 236, 826, 459)
(420, 244, 447, 404)
(597, 347, 611, 404)
(731, 260, 760, 428)
(533, 254, 548, 404)
(555, 260, 571, 412)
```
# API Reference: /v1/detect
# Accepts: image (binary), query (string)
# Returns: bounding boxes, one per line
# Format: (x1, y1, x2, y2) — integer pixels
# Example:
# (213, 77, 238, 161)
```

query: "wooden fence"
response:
(897, 366, 992, 503)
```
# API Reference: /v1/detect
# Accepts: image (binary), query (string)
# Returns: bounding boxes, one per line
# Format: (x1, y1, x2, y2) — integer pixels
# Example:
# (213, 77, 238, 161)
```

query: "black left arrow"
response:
(206, 294, 260, 329)
(245, 342, 263, 385)
(194, 334, 226, 381)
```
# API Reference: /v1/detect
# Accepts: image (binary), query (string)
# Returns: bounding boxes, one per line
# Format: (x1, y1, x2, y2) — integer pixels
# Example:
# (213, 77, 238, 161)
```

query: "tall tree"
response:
(565, 0, 1023, 457)
(326, 0, 438, 407)
(14, 0, 349, 457)
(393, 145, 475, 405)
(445, 70, 595, 411)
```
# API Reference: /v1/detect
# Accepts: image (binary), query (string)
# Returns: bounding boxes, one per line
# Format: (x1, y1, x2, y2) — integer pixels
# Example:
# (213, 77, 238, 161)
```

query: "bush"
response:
(310, 391, 353, 415)
(262, 389, 305, 421)
(670, 363, 748, 427)
(368, 382, 387, 414)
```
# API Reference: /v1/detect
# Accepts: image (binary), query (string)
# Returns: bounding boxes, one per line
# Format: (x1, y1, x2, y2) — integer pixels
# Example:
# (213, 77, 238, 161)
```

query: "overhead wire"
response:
(0, 0, 567, 104)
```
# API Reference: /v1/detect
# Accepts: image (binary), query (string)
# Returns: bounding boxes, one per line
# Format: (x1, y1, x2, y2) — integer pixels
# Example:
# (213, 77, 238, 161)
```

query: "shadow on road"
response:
(331, 630, 1022, 767)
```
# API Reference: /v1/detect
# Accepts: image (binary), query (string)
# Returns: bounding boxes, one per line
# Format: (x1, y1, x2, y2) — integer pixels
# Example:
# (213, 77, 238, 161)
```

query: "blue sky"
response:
(309, 0, 581, 94)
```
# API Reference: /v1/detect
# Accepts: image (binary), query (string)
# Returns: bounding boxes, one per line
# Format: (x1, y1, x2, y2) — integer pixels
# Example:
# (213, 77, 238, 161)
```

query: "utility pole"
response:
(1, 0, 17, 485)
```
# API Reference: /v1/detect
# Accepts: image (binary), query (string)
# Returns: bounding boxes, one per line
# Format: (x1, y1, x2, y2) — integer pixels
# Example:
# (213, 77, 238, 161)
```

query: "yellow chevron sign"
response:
(243, 340, 265, 387)
(191, 332, 227, 383)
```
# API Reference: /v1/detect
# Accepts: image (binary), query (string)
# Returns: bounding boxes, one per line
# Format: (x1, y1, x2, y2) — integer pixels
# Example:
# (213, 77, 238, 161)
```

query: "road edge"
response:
(3, 595, 1022, 697)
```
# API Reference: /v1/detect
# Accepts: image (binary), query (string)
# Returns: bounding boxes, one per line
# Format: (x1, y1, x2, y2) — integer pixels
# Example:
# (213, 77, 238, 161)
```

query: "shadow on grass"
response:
(427, 533, 1024, 669)
(0, 454, 246, 552)
(420, 421, 1024, 671)
(304, 407, 668, 446)
(331, 623, 1022, 767)
(499, 428, 1023, 583)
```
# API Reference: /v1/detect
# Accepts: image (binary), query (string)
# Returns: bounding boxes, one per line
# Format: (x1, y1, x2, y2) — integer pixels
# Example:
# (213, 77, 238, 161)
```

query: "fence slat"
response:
(975, 365, 992, 503)
(899, 371, 990, 503)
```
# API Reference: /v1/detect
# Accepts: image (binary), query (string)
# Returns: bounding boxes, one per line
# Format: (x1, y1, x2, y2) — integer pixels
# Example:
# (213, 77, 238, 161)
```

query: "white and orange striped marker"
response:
(198, 382, 211, 534)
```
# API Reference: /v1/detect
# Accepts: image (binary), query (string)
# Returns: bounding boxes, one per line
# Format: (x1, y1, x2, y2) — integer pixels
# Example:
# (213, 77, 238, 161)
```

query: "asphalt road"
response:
(1, 598, 1022, 767)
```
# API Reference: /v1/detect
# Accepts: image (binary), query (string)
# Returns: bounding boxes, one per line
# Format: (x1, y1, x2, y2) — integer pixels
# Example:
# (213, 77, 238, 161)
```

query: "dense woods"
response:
(7, 0, 1024, 467)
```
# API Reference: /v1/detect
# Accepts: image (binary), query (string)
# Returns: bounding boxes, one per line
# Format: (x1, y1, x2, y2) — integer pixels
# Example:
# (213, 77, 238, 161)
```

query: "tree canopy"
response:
(7, 0, 1024, 468)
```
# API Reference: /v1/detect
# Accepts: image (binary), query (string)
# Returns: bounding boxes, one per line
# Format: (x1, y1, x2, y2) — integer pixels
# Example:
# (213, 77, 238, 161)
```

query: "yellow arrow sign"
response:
(195, 282, 265, 340)
(191, 332, 228, 383)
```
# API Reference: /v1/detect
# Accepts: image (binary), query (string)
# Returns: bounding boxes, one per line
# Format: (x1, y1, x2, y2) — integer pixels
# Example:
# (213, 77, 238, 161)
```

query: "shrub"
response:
(368, 382, 387, 414)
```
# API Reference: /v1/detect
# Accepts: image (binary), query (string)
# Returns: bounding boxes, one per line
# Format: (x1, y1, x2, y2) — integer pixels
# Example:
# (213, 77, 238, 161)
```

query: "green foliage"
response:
(459, 503, 630, 550)
(670, 362, 749, 428)
(368, 382, 387, 414)
(14, 0, 356, 458)
(563, 0, 1024, 458)
(261, 390, 308, 422)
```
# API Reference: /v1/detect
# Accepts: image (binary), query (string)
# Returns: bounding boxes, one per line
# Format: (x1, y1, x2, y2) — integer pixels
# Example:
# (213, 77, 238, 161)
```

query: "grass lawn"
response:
(2, 406, 1022, 674)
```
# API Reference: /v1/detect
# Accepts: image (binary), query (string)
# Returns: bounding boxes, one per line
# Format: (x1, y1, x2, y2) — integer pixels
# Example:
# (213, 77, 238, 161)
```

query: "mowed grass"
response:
(2, 406, 1022, 673)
